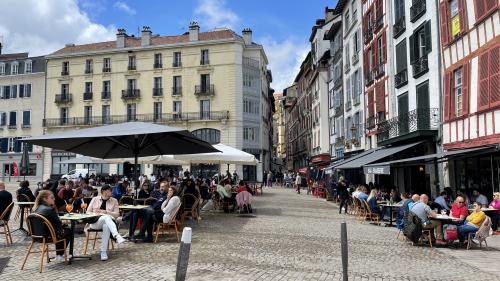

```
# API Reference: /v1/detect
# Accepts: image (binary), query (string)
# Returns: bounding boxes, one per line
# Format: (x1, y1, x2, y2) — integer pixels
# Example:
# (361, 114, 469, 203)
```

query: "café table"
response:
(468, 207, 498, 212)
(119, 205, 148, 238)
(14, 201, 35, 235)
(59, 213, 101, 264)
(377, 203, 401, 226)
(431, 214, 454, 223)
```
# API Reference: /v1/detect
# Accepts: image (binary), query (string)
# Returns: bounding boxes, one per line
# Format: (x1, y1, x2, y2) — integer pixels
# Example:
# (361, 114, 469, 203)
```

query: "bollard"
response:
(341, 222, 348, 281)
(175, 227, 192, 281)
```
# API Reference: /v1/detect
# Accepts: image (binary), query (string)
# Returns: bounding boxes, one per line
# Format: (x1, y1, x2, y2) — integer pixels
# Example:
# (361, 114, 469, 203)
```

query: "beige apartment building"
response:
(43, 24, 273, 181)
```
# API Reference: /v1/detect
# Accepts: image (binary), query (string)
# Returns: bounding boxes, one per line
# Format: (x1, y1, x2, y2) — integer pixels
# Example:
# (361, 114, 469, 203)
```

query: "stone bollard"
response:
(175, 227, 192, 281)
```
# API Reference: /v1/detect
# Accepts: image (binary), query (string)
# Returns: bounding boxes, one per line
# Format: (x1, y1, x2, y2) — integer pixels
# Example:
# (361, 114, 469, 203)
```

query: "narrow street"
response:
(1, 186, 499, 280)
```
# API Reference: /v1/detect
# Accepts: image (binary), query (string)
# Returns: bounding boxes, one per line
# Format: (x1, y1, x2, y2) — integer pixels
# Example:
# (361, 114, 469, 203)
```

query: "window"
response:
(7, 138, 15, 152)
(377, 36, 383, 66)
(454, 68, 463, 117)
(11, 62, 18, 75)
(127, 79, 136, 90)
(85, 59, 93, 73)
(440, 0, 466, 45)
(243, 127, 257, 141)
(353, 30, 360, 53)
(102, 105, 110, 124)
(200, 100, 210, 119)
(84, 106, 92, 124)
(409, 21, 431, 62)
(173, 101, 182, 114)
(22, 110, 30, 126)
(127, 104, 136, 121)
(9, 111, 16, 126)
(154, 77, 162, 89)
(60, 108, 69, 124)
(201, 49, 209, 65)
(474, 0, 498, 21)
(25, 60, 32, 73)
(154, 102, 162, 120)
(0, 63, 4, 75)
(191, 128, 220, 144)
(61, 84, 69, 96)
(103, 81, 110, 94)
(154, 53, 162, 68)
(352, 3, 358, 24)
(344, 10, 350, 33)
(128, 55, 136, 70)
(0, 112, 6, 126)
(345, 45, 350, 68)
(394, 0, 405, 21)
(61, 61, 69, 75)
(10, 85, 17, 98)
(173, 76, 182, 95)
(85, 82, 92, 93)
(201, 74, 210, 91)
(173, 52, 182, 67)
(103, 58, 111, 72)
(19, 84, 31, 98)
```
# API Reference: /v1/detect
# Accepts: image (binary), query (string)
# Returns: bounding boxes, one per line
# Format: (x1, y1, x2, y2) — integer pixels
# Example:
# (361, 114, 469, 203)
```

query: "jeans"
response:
(458, 223, 479, 242)
(490, 213, 500, 231)
(339, 197, 349, 214)
(90, 215, 119, 253)
(56, 227, 73, 256)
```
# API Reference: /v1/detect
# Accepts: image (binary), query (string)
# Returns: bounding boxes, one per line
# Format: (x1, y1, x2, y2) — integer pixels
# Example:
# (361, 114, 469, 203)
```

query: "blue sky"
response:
(0, 0, 338, 91)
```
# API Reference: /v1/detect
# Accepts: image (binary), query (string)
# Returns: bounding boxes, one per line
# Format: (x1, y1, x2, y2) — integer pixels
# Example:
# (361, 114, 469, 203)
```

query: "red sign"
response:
(310, 153, 331, 164)
(12, 162, 19, 176)
(298, 167, 308, 174)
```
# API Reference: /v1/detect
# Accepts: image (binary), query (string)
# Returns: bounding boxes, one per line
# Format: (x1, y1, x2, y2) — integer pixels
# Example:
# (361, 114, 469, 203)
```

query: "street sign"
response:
(363, 165, 390, 175)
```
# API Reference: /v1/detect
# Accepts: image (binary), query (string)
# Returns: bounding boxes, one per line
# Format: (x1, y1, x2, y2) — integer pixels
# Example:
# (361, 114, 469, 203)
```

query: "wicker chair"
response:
(83, 228, 114, 255)
(181, 194, 199, 224)
(154, 204, 182, 243)
(22, 213, 68, 273)
(361, 200, 380, 225)
(14, 194, 32, 221)
(0, 202, 14, 245)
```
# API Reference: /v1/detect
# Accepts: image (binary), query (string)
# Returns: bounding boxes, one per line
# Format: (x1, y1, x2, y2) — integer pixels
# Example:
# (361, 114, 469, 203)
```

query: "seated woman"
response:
(367, 189, 383, 220)
(138, 184, 151, 199)
(458, 202, 486, 243)
(237, 180, 247, 193)
(489, 192, 500, 232)
(34, 190, 73, 261)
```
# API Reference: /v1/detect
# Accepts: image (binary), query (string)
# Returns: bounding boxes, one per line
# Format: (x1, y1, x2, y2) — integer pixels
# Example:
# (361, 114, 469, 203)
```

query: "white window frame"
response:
(25, 60, 32, 73)
(11, 62, 18, 75)
(0, 63, 5, 75)
(454, 68, 463, 117)
(7, 138, 15, 152)
(22, 110, 31, 126)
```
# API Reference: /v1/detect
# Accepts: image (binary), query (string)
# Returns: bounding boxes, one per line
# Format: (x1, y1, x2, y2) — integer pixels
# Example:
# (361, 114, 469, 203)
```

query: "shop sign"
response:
(452, 15, 460, 37)
(363, 165, 390, 175)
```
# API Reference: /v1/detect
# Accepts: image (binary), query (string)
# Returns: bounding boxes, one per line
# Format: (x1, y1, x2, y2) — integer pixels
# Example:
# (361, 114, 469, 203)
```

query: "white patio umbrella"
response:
(173, 143, 258, 165)
(106, 155, 187, 165)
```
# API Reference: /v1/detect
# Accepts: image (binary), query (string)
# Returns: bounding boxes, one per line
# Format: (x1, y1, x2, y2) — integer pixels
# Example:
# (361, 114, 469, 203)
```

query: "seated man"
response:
(458, 201, 486, 243)
(0, 181, 13, 216)
(86, 185, 125, 261)
(407, 194, 420, 210)
(434, 191, 450, 211)
(57, 181, 75, 204)
(472, 190, 489, 207)
(410, 194, 445, 245)
(357, 186, 369, 201)
(450, 196, 469, 223)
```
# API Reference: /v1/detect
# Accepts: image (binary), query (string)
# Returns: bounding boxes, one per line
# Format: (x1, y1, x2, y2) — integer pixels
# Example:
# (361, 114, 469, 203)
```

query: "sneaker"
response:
(197, 216, 202, 221)
(115, 234, 125, 244)
(55, 255, 64, 262)
(435, 239, 447, 245)
(101, 252, 108, 261)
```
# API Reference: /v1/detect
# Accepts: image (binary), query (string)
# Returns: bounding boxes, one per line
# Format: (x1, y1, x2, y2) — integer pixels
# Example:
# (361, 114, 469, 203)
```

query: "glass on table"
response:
(66, 203, 74, 214)
(80, 202, 88, 213)
(441, 209, 447, 215)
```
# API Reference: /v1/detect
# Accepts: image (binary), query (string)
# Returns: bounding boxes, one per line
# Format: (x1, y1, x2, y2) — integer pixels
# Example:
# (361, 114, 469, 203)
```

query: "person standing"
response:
(338, 177, 349, 214)
(267, 171, 273, 188)
(295, 173, 301, 194)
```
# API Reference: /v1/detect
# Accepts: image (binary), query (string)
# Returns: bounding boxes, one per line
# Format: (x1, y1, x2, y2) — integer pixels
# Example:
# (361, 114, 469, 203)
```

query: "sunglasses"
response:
(457, 201, 464, 203)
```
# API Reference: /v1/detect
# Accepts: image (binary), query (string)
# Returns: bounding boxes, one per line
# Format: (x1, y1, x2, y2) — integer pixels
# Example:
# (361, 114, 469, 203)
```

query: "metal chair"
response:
(0, 202, 14, 245)
(154, 204, 182, 243)
(83, 228, 114, 255)
(22, 213, 68, 273)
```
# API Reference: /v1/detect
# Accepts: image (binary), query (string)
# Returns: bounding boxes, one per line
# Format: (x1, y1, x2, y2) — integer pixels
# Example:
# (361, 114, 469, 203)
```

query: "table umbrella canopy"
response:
(174, 143, 258, 165)
(57, 155, 109, 165)
(106, 155, 187, 165)
(22, 122, 219, 158)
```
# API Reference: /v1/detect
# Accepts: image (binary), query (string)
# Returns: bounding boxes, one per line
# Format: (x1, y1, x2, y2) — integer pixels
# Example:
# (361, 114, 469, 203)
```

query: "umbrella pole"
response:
(134, 153, 139, 198)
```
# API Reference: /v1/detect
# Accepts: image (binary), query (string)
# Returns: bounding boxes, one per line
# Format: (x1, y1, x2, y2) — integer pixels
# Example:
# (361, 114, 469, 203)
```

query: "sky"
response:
(0, 0, 338, 92)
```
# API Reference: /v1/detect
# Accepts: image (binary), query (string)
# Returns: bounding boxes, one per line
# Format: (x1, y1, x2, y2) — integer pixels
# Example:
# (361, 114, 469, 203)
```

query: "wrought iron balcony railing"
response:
(172, 87, 182, 96)
(334, 75, 343, 89)
(335, 136, 345, 148)
(365, 71, 374, 86)
(121, 89, 140, 100)
(154, 62, 163, 69)
(345, 100, 352, 112)
(102, 67, 111, 73)
(172, 62, 182, 67)
(55, 94, 72, 104)
(334, 104, 344, 117)
(61, 70, 69, 76)
(375, 64, 385, 78)
(43, 111, 230, 128)
(366, 115, 377, 129)
(195, 84, 215, 97)
(84, 68, 93, 74)
(410, 0, 426, 22)
(128, 65, 136, 71)
(412, 56, 429, 78)
(352, 52, 359, 65)
(344, 62, 351, 73)
(375, 16, 384, 32)
(376, 108, 439, 143)
(101, 91, 111, 100)
(395, 69, 408, 88)
(83, 92, 93, 101)
(153, 88, 163, 97)
(333, 47, 343, 62)
(393, 17, 406, 39)
(200, 59, 210, 65)
(364, 26, 373, 44)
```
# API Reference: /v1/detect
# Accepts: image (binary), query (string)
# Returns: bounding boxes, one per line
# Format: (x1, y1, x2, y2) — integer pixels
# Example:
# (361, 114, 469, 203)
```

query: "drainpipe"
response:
(435, 0, 444, 194)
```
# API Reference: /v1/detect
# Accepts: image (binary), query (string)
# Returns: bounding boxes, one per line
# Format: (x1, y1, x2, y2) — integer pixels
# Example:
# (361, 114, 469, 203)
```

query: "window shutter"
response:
(26, 84, 31, 97)
(489, 45, 500, 107)
(474, 0, 486, 20)
(376, 82, 385, 113)
(14, 138, 22, 153)
(364, 51, 369, 78)
(376, 0, 383, 19)
(381, 31, 387, 63)
(478, 51, 490, 110)
(443, 72, 451, 121)
(485, 0, 497, 15)
(462, 63, 470, 116)
(372, 42, 377, 70)
(11, 85, 17, 99)
(439, 2, 450, 46)
(424, 21, 432, 54)
(409, 34, 416, 63)
(458, 0, 466, 33)
(368, 89, 374, 117)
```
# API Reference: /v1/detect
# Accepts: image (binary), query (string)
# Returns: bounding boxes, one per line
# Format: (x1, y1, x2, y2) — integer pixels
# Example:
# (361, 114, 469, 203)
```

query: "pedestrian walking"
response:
(338, 176, 349, 214)
(295, 173, 301, 194)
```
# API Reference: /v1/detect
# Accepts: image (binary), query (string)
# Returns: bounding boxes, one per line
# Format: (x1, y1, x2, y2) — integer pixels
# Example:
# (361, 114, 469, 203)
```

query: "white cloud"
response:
(113, 1, 136, 16)
(194, 0, 239, 30)
(0, 0, 116, 56)
(259, 36, 309, 92)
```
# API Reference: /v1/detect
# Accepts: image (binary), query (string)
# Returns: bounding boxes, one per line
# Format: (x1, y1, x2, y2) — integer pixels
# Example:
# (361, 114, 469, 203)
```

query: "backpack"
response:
(403, 212, 423, 244)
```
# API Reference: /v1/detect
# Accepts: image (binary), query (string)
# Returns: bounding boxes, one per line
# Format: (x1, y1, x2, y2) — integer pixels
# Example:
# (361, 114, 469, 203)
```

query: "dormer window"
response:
(11, 62, 18, 75)
(0, 63, 5, 75)
(25, 60, 32, 73)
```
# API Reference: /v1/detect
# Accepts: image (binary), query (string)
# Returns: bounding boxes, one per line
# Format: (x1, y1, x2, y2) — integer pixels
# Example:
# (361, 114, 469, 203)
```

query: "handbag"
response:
(445, 225, 458, 241)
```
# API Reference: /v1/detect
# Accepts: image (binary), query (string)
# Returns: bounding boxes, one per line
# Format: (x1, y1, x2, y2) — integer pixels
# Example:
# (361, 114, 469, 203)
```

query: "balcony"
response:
(8, 124, 16, 129)
(335, 136, 345, 148)
(154, 62, 163, 69)
(61, 70, 69, 76)
(395, 69, 408, 88)
(410, 0, 426, 22)
(364, 26, 373, 44)
(127, 65, 136, 71)
(22, 124, 31, 129)
(334, 104, 344, 117)
(365, 71, 374, 86)
(334, 75, 343, 89)
(375, 64, 385, 78)
(352, 52, 359, 65)
(101, 91, 111, 100)
(172, 87, 182, 96)
(194, 84, 215, 97)
(345, 100, 352, 112)
(374, 16, 384, 32)
(393, 17, 406, 39)
(412, 56, 429, 78)
(333, 47, 343, 62)
(172, 62, 182, 67)
(366, 115, 377, 129)
(121, 89, 140, 100)
(102, 67, 111, 73)
(84, 68, 93, 74)
(376, 108, 439, 145)
(200, 59, 210, 65)
(344, 62, 351, 74)
(150, 88, 161, 97)
(55, 94, 72, 104)
(83, 92, 93, 101)
(43, 111, 230, 128)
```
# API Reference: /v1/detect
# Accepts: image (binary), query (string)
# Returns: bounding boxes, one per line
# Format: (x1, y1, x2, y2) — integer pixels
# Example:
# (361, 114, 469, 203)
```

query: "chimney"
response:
(242, 28, 252, 45)
(189, 21, 200, 41)
(141, 26, 152, 46)
(116, 28, 127, 48)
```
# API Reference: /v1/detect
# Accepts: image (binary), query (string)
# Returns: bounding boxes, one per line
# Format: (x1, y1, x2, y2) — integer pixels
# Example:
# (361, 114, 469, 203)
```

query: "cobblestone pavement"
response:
(1, 186, 499, 280)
